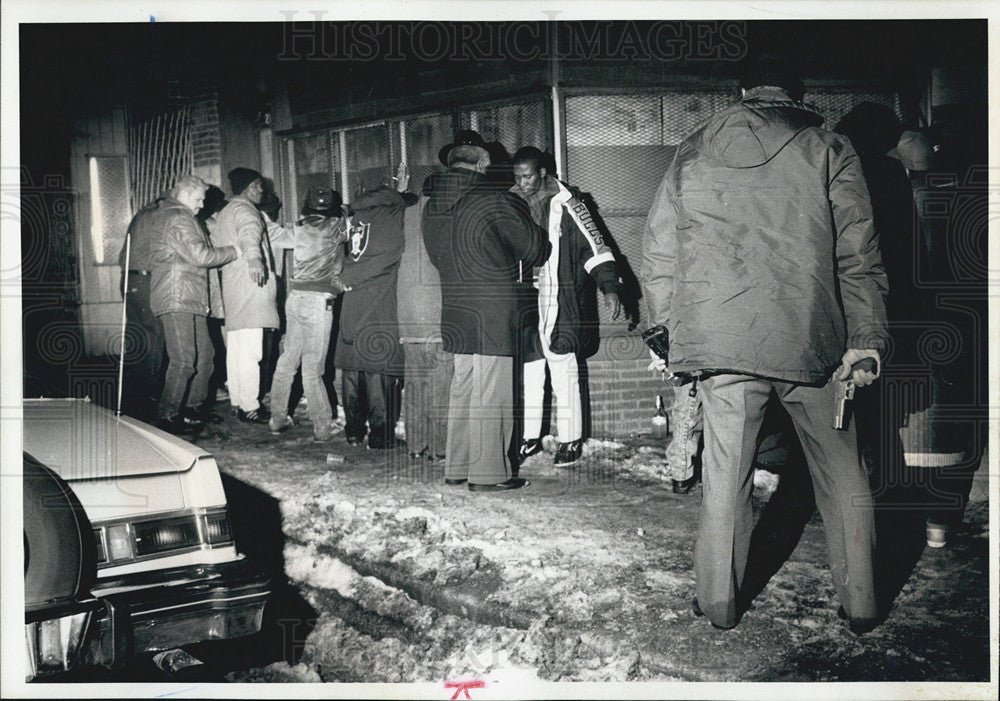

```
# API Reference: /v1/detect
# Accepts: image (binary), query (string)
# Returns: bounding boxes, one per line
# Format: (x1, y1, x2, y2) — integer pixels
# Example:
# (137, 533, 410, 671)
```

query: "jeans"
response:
(402, 341, 454, 456)
(158, 312, 214, 419)
(270, 291, 334, 438)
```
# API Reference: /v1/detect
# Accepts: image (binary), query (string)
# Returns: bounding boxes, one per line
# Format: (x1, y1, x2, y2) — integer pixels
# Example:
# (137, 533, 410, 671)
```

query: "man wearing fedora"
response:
(422, 130, 550, 491)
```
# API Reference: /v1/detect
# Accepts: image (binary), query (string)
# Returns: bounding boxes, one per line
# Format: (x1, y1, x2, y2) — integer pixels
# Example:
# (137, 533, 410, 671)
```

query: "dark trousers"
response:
(158, 312, 214, 420)
(123, 274, 165, 415)
(341, 370, 401, 448)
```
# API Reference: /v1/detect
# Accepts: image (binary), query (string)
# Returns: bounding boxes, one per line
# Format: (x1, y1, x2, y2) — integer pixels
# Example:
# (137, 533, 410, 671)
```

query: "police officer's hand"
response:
(246, 257, 267, 286)
(836, 348, 880, 388)
(395, 163, 409, 193)
(603, 290, 622, 321)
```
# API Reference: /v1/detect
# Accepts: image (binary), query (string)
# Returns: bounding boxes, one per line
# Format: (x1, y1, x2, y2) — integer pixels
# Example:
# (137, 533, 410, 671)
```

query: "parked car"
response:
(22, 397, 269, 681)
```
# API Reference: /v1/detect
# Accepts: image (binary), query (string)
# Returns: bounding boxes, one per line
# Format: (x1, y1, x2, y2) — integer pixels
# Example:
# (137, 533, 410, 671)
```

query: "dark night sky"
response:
(19, 19, 987, 182)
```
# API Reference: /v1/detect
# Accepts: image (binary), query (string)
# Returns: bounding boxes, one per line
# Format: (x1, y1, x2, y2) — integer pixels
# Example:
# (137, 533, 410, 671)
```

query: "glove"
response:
(835, 349, 881, 388)
(602, 290, 622, 321)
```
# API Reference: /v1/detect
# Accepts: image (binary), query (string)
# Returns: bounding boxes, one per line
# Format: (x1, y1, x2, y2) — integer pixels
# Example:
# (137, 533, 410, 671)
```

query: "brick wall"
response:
(540, 335, 676, 440)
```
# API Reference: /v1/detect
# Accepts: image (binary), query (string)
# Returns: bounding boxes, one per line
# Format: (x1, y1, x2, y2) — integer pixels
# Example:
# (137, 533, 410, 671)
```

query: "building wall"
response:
(70, 105, 131, 358)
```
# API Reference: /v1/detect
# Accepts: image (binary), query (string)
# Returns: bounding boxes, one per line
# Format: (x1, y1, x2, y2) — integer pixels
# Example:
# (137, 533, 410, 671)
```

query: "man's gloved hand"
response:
(602, 290, 622, 321)
(246, 257, 267, 286)
(835, 348, 881, 388)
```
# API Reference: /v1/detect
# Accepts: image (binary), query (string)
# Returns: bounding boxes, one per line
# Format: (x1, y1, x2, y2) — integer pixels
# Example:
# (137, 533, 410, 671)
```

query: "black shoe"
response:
(237, 407, 269, 424)
(346, 436, 363, 446)
(518, 438, 543, 462)
(672, 476, 697, 494)
(468, 477, 529, 492)
(691, 598, 737, 630)
(179, 407, 205, 427)
(156, 415, 202, 436)
(444, 478, 467, 485)
(553, 440, 583, 467)
(410, 447, 430, 460)
(837, 606, 879, 635)
(428, 453, 446, 463)
(369, 437, 406, 450)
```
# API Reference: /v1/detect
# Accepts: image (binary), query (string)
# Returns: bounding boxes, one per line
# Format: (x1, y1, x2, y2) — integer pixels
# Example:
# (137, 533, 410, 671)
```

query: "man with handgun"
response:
(641, 63, 888, 634)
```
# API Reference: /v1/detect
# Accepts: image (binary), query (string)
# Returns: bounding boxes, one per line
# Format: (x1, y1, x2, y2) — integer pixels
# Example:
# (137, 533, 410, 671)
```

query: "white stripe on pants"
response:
(522, 348, 582, 442)
(226, 327, 264, 411)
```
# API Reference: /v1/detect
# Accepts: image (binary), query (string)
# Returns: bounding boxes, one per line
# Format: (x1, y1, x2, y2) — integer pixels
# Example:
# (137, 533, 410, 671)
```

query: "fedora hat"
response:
(438, 129, 488, 166)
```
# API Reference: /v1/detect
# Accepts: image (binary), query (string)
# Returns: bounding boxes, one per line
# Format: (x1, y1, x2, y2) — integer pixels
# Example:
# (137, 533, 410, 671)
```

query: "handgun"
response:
(833, 357, 879, 430)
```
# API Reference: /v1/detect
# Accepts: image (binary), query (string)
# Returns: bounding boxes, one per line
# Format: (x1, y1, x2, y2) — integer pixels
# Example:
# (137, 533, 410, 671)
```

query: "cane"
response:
(116, 232, 131, 417)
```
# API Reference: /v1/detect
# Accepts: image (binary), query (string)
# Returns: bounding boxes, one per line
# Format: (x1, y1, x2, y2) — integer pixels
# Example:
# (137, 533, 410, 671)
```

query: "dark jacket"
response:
(641, 87, 889, 384)
(150, 198, 236, 317)
(512, 177, 621, 358)
(335, 188, 416, 373)
(423, 167, 550, 356)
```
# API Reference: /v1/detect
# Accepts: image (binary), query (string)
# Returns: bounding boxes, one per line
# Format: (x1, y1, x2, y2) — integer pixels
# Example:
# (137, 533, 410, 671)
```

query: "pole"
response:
(550, 20, 565, 180)
(116, 233, 131, 417)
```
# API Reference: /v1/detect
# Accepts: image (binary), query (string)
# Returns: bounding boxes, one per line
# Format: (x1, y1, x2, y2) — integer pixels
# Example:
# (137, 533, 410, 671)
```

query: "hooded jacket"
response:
(641, 87, 889, 384)
(150, 197, 236, 317)
(422, 168, 550, 356)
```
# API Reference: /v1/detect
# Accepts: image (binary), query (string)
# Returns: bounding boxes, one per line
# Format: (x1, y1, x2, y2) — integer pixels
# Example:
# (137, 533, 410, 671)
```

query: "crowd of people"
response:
(120, 127, 629, 492)
(118, 61, 980, 634)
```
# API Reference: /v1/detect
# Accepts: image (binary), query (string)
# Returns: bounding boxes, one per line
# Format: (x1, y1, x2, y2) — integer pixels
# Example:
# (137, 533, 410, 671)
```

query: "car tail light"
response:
(133, 517, 200, 557)
(203, 512, 232, 544)
(92, 507, 234, 569)
(24, 609, 94, 680)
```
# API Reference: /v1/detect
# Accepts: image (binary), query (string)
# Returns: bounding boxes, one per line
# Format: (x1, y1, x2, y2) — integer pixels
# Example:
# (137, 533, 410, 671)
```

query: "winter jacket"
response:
(397, 194, 443, 342)
(149, 197, 236, 317)
(423, 167, 550, 356)
(641, 86, 889, 384)
(270, 214, 349, 295)
(512, 176, 621, 358)
(334, 188, 416, 373)
(213, 194, 280, 331)
(119, 196, 165, 273)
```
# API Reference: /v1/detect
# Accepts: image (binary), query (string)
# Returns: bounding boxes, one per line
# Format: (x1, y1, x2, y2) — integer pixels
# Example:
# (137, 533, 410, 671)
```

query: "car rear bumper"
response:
(28, 559, 269, 680)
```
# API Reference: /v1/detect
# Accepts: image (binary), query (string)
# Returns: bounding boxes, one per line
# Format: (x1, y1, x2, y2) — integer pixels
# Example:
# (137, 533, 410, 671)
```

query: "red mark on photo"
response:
(444, 679, 486, 699)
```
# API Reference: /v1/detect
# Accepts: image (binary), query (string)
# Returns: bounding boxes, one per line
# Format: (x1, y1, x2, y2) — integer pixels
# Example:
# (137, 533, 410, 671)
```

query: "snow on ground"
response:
(188, 412, 992, 686)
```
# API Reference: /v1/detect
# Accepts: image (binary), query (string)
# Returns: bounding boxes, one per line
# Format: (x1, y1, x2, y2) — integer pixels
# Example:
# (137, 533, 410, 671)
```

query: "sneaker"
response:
(268, 415, 294, 435)
(518, 438, 543, 462)
(215, 384, 229, 402)
(156, 415, 202, 436)
(926, 522, 948, 548)
(346, 436, 363, 446)
(553, 440, 583, 467)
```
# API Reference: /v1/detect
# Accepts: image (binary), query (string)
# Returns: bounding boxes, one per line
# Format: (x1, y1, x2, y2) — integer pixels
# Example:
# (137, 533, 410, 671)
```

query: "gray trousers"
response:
(403, 341, 454, 457)
(158, 312, 213, 420)
(696, 374, 877, 628)
(446, 354, 514, 485)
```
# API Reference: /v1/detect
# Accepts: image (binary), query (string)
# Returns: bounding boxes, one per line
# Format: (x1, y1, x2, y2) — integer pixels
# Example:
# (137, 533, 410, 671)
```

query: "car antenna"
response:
(116, 232, 131, 417)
